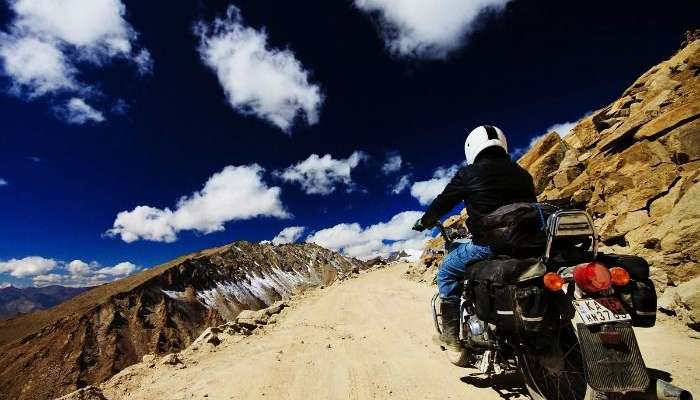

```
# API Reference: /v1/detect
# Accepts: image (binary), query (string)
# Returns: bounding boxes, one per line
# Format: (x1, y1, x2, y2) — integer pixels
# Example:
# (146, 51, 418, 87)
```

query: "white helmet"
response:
(464, 125, 508, 165)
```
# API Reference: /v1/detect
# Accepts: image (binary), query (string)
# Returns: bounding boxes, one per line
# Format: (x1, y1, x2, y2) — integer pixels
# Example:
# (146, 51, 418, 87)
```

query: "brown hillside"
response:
(0, 242, 362, 400)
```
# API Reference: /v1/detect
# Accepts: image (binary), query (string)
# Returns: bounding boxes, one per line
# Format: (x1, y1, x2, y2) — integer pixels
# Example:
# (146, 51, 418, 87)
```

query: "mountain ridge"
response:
(0, 241, 364, 400)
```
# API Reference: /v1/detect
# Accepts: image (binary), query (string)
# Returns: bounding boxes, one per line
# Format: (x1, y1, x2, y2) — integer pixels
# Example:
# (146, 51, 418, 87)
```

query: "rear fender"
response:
(571, 311, 650, 393)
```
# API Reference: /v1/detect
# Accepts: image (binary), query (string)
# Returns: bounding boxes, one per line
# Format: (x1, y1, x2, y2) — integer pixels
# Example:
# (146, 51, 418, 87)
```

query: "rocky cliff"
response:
(0, 242, 363, 400)
(411, 31, 700, 326)
(521, 30, 700, 288)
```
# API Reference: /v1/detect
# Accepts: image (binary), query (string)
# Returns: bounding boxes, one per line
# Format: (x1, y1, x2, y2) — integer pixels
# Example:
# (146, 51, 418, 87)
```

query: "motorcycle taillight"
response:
(573, 261, 611, 293)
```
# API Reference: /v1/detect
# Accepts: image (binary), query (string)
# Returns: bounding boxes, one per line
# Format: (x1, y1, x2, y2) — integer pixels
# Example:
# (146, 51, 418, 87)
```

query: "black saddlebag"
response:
(619, 279, 657, 327)
(597, 253, 650, 280)
(597, 254, 656, 327)
(477, 202, 558, 258)
(465, 257, 547, 334)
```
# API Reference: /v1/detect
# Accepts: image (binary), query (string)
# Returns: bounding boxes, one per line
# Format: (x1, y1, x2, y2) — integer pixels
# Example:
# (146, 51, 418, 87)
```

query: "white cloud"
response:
(196, 6, 323, 132)
(546, 120, 578, 138)
(392, 174, 411, 194)
(0, 36, 76, 97)
(511, 115, 588, 159)
(67, 259, 91, 276)
(271, 226, 306, 245)
(107, 164, 290, 243)
(306, 211, 430, 260)
(0, 0, 150, 121)
(410, 165, 459, 205)
(0, 178, 7, 186)
(381, 154, 402, 174)
(0, 256, 139, 287)
(31, 259, 139, 287)
(1, 282, 13, 289)
(96, 261, 136, 276)
(58, 97, 105, 124)
(354, 0, 510, 59)
(32, 273, 64, 286)
(276, 151, 368, 195)
(0, 256, 57, 278)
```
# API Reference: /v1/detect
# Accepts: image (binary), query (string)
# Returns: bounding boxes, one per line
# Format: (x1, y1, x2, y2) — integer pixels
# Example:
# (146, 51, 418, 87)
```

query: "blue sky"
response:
(1, 0, 698, 287)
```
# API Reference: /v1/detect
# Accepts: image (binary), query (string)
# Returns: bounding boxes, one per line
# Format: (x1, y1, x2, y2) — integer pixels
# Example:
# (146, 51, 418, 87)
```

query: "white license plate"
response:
(573, 297, 631, 325)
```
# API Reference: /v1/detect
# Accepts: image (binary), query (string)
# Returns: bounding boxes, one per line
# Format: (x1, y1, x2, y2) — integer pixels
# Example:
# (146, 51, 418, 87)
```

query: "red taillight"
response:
(543, 272, 564, 292)
(573, 262, 611, 293)
(610, 267, 630, 286)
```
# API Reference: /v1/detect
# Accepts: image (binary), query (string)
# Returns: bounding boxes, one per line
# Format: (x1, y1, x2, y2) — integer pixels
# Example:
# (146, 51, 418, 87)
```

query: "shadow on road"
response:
(460, 371, 529, 400)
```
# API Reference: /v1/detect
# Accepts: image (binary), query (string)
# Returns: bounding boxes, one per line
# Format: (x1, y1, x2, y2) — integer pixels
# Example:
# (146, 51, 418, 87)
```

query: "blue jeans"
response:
(437, 241, 493, 299)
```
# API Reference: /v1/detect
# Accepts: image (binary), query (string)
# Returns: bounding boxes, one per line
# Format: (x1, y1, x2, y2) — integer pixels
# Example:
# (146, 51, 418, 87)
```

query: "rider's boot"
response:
(440, 296, 463, 351)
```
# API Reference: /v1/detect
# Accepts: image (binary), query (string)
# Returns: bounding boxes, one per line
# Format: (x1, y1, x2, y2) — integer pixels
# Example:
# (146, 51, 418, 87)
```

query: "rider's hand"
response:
(412, 218, 426, 232)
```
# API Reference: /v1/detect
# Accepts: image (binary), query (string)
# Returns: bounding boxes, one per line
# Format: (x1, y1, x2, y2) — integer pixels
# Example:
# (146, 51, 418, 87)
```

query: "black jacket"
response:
(421, 150, 537, 245)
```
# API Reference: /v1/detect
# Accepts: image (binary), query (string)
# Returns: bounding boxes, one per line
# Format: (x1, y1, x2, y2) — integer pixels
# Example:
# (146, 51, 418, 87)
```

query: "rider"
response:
(413, 125, 536, 350)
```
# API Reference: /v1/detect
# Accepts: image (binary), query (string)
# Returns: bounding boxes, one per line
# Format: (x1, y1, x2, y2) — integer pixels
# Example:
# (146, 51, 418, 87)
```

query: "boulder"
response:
(160, 353, 181, 366)
(677, 277, 700, 330)
(236, 309, 269, 329)
(658, 287, 680, 314)
(263, 300, 288, 316)
(192, 327, 222, 347)
(142, 354, 157, 368)
(56, 386, 108, 400)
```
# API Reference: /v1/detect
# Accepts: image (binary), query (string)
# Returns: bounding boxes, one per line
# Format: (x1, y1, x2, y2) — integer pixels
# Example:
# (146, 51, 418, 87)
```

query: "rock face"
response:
(519, 30, 700, 286)
(0, 242, 363, 400)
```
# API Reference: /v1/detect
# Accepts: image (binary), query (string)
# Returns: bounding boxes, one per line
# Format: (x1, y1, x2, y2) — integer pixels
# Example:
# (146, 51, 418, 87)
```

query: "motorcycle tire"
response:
(515, 323, 618, 400)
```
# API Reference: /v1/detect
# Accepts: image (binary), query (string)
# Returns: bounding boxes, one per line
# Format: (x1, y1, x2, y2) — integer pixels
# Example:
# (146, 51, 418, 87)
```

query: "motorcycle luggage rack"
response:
(543, 210, 598, 262)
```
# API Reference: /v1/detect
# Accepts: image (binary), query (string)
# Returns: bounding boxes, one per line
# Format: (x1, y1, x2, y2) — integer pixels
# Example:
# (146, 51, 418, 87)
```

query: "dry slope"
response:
(0, 242, 363, 400)
(63, 263, 700, 400)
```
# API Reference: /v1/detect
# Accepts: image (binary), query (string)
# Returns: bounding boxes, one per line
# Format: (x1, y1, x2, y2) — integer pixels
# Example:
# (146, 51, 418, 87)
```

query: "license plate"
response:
(573, 297, 631, 325)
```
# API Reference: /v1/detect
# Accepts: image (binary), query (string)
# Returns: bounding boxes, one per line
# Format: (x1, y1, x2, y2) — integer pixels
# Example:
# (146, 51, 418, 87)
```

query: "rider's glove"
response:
(412, 218, 427, 232)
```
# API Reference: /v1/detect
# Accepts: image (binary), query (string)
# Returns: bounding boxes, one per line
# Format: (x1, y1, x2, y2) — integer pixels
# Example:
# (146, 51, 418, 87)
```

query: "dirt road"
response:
(101, 263, 700, 400)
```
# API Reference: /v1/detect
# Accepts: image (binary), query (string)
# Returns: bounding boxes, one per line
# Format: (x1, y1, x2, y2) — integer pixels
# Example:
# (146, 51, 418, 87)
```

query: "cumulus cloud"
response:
(67, 259, 91, 276)
(354, 0, 510, 59)
(381, 154, 402, 174)
(0, 282, 11, 289)
(31, 259, 138, 287)
(0, 0, 150, 122)
(306, 211, 430, 260)
(96, 261, 136, 276)
(276, 151, 368, 195)
(0, 256, 140, 287)
(0, 256, 57, 278)
(392, 174, 411, 194)
(0, 36, 76, 97)
(107, 164, 289, 243)
(56, 97, 105, 124)
(0, 178, 7, 186)
(410, 165, 459, 205)
(196, 6, 323, 132)
(271, 226, 306, 245)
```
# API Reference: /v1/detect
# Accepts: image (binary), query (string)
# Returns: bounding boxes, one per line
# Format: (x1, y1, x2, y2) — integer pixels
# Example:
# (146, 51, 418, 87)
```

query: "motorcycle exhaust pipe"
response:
(644, 379, 693, 400)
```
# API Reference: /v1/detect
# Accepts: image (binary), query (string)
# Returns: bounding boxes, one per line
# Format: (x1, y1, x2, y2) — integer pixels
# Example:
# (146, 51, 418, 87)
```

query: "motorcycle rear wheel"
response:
(516, 322, 615, 400)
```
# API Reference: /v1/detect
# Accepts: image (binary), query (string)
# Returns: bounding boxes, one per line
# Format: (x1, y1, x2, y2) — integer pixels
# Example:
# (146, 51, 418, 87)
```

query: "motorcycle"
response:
(431, 209, 693, 400)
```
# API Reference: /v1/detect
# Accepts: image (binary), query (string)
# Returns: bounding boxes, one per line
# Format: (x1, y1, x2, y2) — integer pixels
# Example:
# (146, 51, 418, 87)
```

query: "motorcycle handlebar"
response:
(436, 222, 452, 245)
